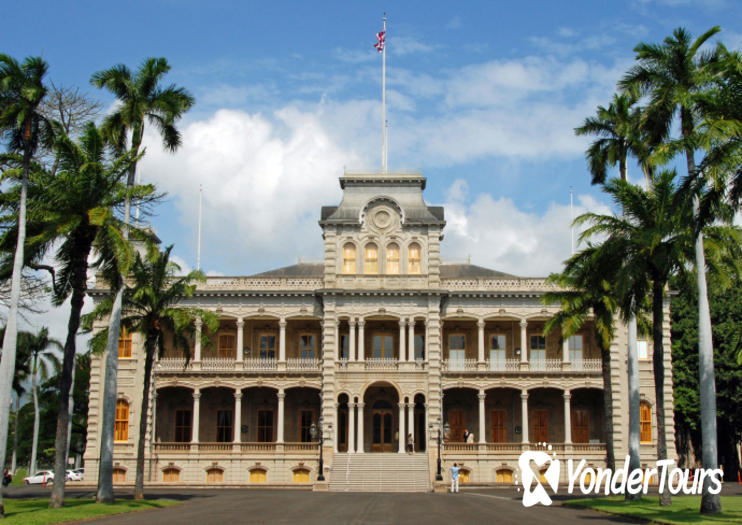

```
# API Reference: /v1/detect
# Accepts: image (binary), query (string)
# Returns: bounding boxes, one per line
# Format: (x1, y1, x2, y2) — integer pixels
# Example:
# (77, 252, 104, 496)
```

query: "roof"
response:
(439, 264, 518, 279)
(248, 263, 518, 279)
(250, 263, 324, 278)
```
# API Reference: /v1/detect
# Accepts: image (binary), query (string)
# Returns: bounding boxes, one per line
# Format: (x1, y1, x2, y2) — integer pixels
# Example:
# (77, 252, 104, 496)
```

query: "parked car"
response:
(23, 471, 54, 485)
(73, 467, 84, 481)
(66, 469, 83, 481)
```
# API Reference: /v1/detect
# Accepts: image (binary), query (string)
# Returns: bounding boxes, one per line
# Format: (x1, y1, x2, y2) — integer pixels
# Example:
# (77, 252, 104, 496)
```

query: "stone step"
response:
(329, 453, 431, 492)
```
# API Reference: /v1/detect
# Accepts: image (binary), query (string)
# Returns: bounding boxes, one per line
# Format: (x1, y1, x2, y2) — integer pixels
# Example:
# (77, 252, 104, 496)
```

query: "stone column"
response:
(277, 388, 285, 443)
(357, 402, 365, 453)
(407, 402, 414, 449)
(520, 391, 529, 444)
(520, 319, 528, 364)
(335, 319, 340, 360)
(424, 403, 429, 446)
(194, 318, 202, 361)
(563, 391, 572, 444)
(478, 389, 486, 444)
(357, 320, 365, 361)
(233, 391, 242, 443)
(477, 319, 485, 364)
(348, 402, 356, 453)
(236, 318, 244, 362)
(399, 319, 406, 361)
(279, 317, 287, 363)
(349, 319, 356, 361)
(334, 403, 339, 453)
(408, 318, 415, 362)
(191, 390, 201, 443)
(398, 402, 406, 453)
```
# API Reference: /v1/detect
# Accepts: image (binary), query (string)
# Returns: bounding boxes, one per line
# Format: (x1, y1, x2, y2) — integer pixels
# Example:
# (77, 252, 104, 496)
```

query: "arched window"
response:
(163, 467, 180, 482)
(495, 469, 513, 483)
(118, 327, 132, 358)
(114, 400, 129, 442)
(408, 243, 421, 274)
(364, 243, 378, 274)
(342, 243, 356, 274)
(293, 468, 310, 483)
(640, 401, 652, 443)
(206, 468, 224, 483)
(249, 468, 267, 483)
(386, 243, 400, 274)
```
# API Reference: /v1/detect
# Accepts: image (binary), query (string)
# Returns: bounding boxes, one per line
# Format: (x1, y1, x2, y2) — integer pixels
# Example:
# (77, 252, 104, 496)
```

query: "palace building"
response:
(83, 170, 675, 491)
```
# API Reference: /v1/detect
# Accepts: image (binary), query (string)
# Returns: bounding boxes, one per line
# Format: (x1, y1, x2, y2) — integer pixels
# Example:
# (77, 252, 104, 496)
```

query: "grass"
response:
(0, 497, 179, 524)
(564, 495, 742, 524)
(9, 468, 27, 486)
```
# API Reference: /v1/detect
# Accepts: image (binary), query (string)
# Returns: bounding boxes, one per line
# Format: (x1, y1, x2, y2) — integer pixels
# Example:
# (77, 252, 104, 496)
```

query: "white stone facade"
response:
(83, 171, 675, 487)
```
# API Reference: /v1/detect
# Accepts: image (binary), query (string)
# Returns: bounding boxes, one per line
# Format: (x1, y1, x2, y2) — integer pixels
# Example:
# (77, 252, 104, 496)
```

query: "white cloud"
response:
(441, 179, 612, 276)
(141, 108, 364, 274)
(392, 35, 439, 55)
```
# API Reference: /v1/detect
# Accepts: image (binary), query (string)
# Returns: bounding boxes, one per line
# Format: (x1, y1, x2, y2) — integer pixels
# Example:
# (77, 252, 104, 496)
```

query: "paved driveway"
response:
(6, 486, 639, 525)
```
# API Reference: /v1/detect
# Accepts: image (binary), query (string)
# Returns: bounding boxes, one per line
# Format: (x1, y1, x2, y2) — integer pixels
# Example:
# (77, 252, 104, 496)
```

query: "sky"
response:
(2, 0, 742, 343)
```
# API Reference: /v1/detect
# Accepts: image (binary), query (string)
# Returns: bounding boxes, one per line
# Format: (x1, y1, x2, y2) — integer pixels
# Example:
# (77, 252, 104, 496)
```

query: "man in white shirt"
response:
(450, 463, 460, 493)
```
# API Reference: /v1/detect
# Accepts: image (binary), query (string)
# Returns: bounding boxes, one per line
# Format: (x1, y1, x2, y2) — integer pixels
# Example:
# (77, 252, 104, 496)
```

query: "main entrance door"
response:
(372, 409, 394, 452)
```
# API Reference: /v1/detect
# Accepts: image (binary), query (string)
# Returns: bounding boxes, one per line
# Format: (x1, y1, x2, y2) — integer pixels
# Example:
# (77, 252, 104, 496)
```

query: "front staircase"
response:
(328, 453, 431, 492)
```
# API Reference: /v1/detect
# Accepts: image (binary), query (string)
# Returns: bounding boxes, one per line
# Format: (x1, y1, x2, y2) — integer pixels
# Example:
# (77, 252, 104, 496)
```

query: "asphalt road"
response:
(3, 485, 644, 524)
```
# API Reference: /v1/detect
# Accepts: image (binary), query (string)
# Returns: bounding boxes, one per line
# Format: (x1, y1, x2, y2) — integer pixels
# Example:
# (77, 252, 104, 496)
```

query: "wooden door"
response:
(372, 410, 394, 452)
(449, 409, 466, 442)
(531, 409, 548, 443)
(490, 409, 507, 443)
(572, 409, 590, 443)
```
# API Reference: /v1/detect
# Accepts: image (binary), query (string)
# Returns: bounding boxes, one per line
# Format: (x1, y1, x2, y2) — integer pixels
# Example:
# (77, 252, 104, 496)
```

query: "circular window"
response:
(373, 210, 392, 229)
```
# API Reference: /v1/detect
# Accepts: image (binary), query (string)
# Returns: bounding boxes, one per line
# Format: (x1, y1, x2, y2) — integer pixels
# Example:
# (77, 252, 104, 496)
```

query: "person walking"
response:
(450, 463, 460, 493)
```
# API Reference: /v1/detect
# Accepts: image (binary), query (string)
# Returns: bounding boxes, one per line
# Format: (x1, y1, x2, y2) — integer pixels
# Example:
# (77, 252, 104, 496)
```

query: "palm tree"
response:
(19, 328, 62, 476)
(543, 247, 623, 471)
(3, 326, 32, 476)
(91, 58, 193, 503)
(86, 245, 216, 499)
(574, 92, 651, 498)
(578, 171, 741, 506)
(619, 26, 726, 514)
(0, 54, 51, 518)
(2, 122, 150, 508)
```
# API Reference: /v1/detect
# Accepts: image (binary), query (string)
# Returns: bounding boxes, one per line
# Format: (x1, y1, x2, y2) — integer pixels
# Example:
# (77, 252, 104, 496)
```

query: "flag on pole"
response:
(374, 30, 385, 53)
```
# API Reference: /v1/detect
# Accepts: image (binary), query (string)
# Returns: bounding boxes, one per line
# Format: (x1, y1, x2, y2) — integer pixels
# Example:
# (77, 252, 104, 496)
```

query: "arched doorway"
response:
(363, 382, 400, 453)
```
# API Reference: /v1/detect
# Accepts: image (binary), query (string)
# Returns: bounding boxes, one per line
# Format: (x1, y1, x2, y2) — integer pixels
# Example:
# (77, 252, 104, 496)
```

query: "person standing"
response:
(407, 433, 414, 454)
(463, 428, 470, 442)
(450, 463, 460, 493)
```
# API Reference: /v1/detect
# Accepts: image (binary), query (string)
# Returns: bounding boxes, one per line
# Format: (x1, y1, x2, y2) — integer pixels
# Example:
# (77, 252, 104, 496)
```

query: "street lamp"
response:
(310, 419, 331, 482)
(429, 420, 450, 481)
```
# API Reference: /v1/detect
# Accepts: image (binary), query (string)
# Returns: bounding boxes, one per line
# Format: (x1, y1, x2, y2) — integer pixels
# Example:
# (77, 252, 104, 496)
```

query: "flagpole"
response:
(197, 184, 202, 271)
(381, 13, 387, 173)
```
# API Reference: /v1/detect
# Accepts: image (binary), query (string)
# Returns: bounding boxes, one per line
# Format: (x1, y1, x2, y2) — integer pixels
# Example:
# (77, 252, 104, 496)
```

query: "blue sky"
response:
(4, 0, 742, 281)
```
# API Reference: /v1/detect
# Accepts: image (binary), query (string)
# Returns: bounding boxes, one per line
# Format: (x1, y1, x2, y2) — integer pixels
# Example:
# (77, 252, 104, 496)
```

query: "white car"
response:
(23, 471, 54, 485)
(66, 469, 83, 481)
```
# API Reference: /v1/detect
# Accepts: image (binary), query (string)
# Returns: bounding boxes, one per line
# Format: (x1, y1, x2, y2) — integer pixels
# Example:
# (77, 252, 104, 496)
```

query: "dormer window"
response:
(342, 243, 356, 274)
(408, 243, 421, 274)
(386, 243, 400, 274)
(364, 243, 378, 274)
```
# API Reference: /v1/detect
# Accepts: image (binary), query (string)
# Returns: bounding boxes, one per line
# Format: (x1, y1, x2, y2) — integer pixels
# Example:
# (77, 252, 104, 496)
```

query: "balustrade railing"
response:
(201, 357, 236, 371)
(364, 358, 398, 370)
(442, 358, 477, 372)
(286, 358, 320, 371)
(153, 442, 319, 455)
(487, 358, 520, 372)
(243, 358, 277, 371)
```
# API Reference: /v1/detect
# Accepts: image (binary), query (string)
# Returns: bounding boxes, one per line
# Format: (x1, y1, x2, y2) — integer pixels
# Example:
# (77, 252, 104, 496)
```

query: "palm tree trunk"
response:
(97, 127, 140, 503)
(11, 395, 20, 474)
(683, 140, 722, 514)
(31, 363, 39, 475)
(97, 286, 123, 503)
(134, 337, 156, 499)
(50, 241, 93, 508)
(652, 278, 670, 506)
(599, 341, 615, 471)
(65, 355, 76, 466)
(0, 152, 30, 517)
(626, 313, 641, 501)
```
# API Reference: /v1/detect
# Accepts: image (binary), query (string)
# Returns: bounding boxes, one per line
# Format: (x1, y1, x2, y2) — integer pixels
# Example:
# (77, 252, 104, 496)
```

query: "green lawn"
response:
(0, 498, 179, 524)
(8, 468, 27, 487)
(564, 495, 742, 524)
